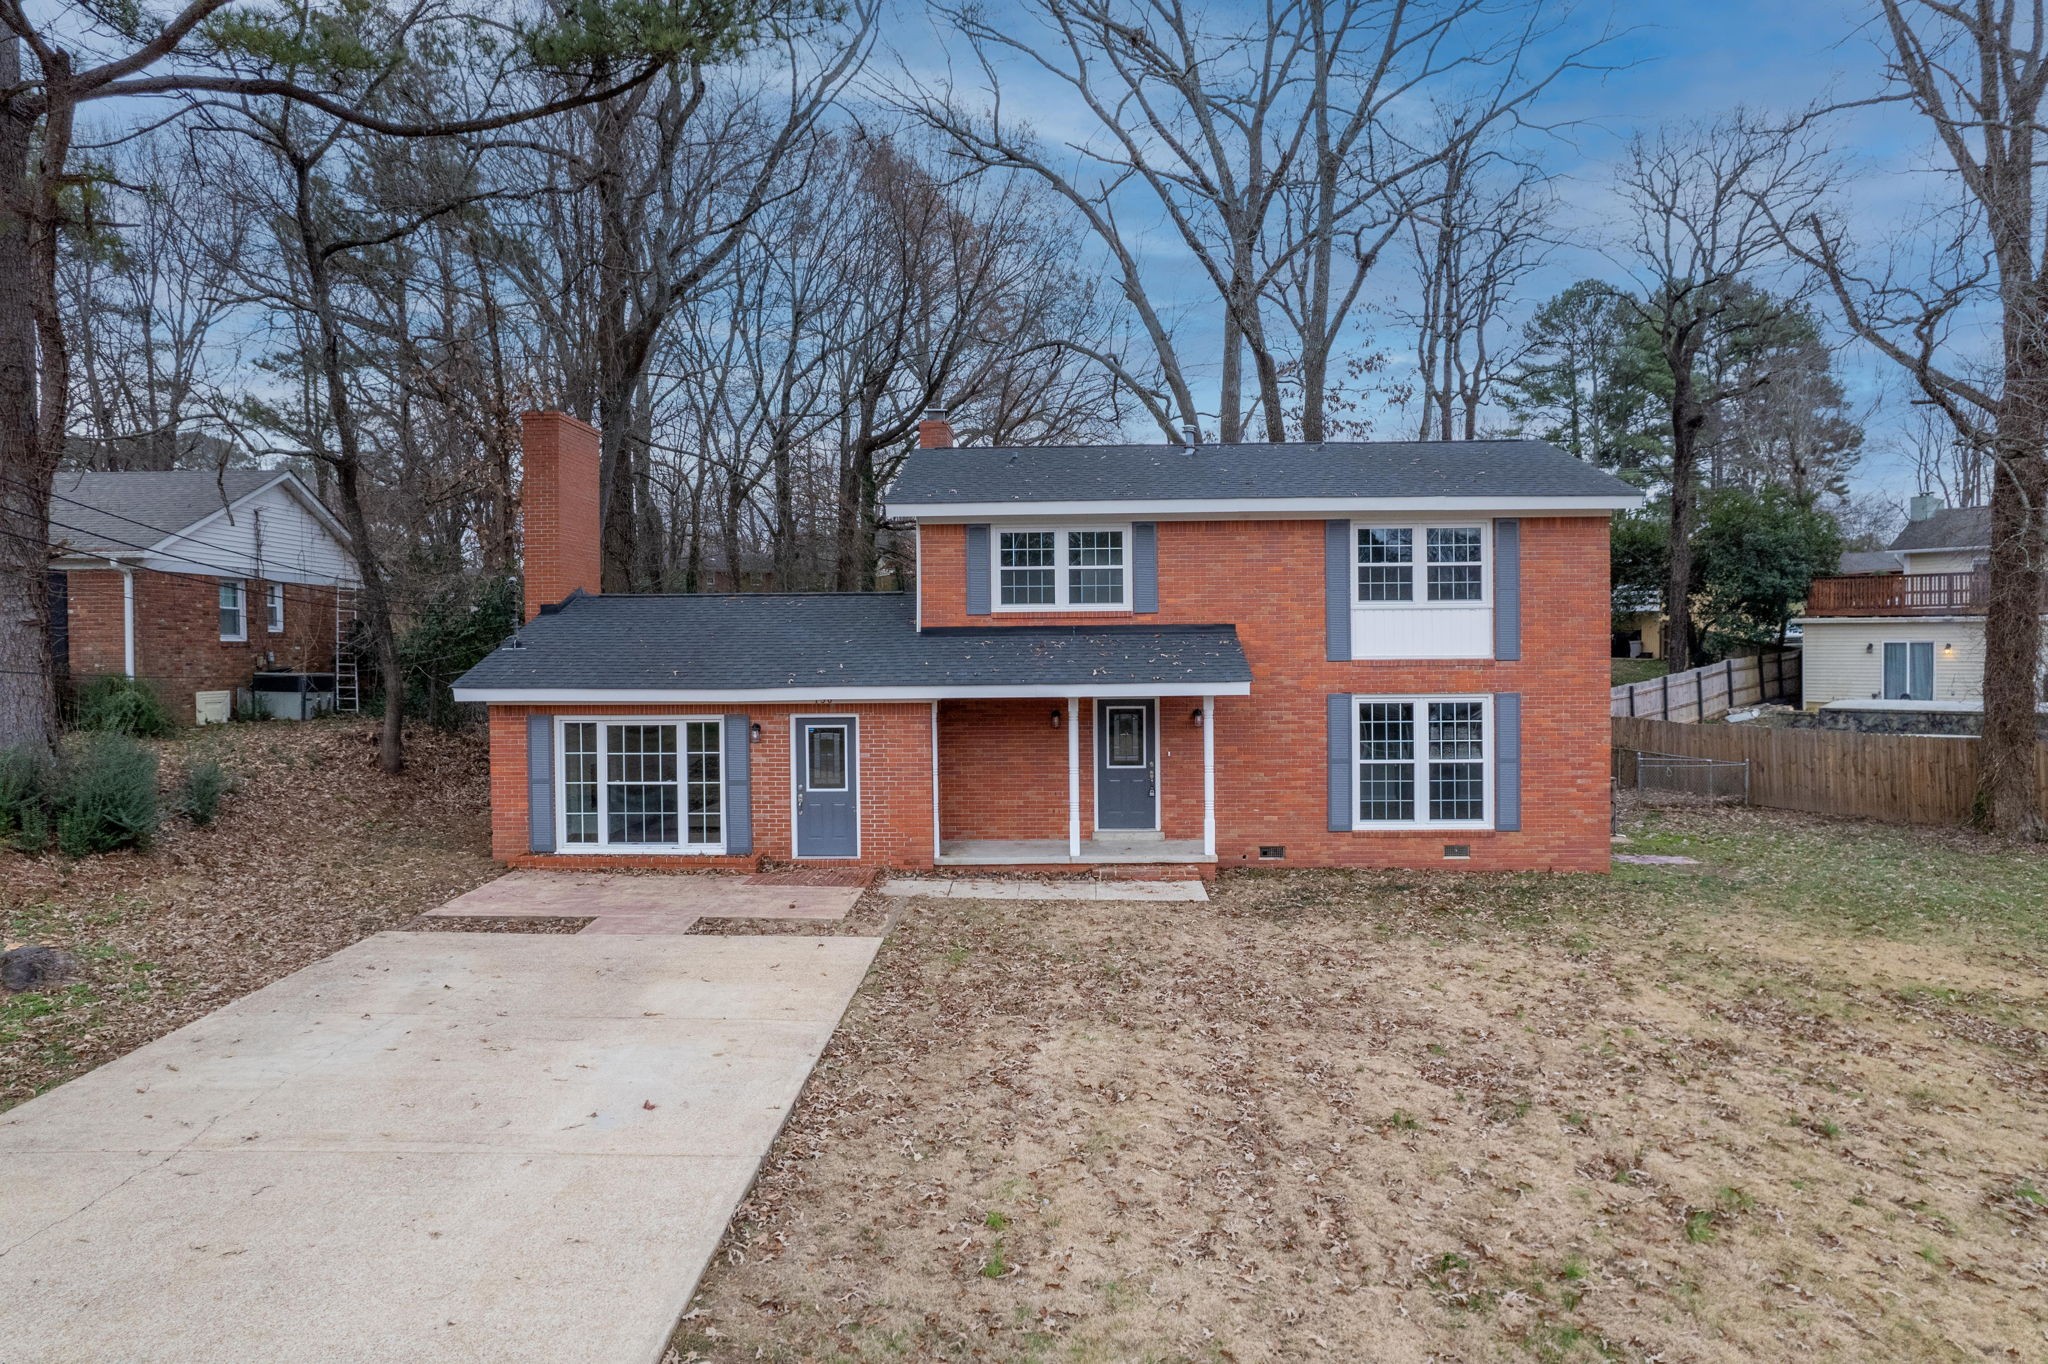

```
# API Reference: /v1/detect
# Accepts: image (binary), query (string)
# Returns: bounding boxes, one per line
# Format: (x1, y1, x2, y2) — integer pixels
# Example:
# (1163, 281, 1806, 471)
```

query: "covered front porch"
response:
(933, 693, 1222, 867)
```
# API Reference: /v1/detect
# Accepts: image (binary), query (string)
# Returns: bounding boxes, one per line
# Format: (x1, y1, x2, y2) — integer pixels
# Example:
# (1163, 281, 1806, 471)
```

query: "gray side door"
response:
(794, 716, 859, 858)
(1095, 700, 1157, 831)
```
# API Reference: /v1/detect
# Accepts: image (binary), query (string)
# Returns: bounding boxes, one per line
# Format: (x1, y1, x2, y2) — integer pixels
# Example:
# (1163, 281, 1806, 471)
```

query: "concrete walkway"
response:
(425, 869, 863, 934)
(0, 930, 877, 1364)
(880, 874, 1208, 902)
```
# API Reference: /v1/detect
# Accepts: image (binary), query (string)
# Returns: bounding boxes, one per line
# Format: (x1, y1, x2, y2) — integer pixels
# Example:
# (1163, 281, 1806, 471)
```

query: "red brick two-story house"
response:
(455, 410, 1639, 874)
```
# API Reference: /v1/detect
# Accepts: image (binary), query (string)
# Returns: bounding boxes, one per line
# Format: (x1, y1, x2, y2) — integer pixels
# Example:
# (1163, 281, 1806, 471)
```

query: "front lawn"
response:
(1, 719, 497, 1110)
(673, 804, 2048, 1363)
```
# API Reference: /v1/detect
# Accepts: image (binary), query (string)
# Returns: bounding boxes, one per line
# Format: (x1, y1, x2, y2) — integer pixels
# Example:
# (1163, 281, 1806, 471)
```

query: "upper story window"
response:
(996, 526, 1129, 610)
(1356, 523, 1487, 605)
(219, 580, 247, 642)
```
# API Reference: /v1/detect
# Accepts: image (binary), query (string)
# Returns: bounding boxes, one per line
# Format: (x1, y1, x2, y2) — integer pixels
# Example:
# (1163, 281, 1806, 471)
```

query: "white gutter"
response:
(452, 680, 1253, 705)
(884, 494, 1642, 521)
(105, 558, 136, 679)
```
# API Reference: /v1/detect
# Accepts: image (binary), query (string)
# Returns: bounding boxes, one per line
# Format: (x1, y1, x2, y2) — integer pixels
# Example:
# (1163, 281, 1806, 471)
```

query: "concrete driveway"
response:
(0, 928, 878, 1364)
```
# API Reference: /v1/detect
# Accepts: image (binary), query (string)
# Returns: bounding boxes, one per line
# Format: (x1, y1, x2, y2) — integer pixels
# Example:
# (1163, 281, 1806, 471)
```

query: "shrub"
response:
(398, 575, 520, 730)
(55, 733, 159, 856)
(0, 746, 51, 851)
(71, 674, 174, 738)
(176, 759, 229, 826)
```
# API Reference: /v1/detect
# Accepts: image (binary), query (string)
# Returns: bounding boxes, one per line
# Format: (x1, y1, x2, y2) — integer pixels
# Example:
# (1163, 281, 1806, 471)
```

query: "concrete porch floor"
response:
(937, 836, 1214, 866)
(424, 870, 862, 935)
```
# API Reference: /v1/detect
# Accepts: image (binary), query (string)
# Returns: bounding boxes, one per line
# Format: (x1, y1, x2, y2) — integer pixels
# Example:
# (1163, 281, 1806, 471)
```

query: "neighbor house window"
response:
(559, 719, 723, 851)
(218, 581, 246, 641)
(266, 583, 285, 633)
(1882, 641, 1934, 701)
(996, 526, 1129, 609)
(1355, 523, 1487, 604)
(1355, 696, 1490, 827)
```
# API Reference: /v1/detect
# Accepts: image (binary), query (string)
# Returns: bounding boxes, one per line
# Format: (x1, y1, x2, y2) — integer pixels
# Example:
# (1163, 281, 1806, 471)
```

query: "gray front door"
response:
(1095, 700, 1157, 831)
(794, 717, 858, 857)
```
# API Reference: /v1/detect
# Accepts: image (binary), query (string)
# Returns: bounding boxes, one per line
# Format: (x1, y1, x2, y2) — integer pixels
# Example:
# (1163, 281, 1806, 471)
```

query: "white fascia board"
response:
(51, 552, 142, 568)
(885, 494, 1642, 521)
(453, 680, 1254, 705)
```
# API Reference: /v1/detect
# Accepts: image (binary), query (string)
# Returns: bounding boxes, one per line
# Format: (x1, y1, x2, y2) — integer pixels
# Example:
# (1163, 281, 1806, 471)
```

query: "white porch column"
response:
(1067, 696, 1081, 859)
(1202, 694, 1216, 857)
(930, 700, 941, 863)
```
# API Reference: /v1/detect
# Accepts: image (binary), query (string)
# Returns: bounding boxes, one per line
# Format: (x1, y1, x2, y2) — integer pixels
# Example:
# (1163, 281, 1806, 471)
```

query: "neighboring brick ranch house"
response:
(50, 468, 360, 722)
(454, 410, 1640, 874)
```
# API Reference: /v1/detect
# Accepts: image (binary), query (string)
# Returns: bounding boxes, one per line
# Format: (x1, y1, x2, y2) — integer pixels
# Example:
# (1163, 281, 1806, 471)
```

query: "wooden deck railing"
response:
(1805, 571, 1989, 616)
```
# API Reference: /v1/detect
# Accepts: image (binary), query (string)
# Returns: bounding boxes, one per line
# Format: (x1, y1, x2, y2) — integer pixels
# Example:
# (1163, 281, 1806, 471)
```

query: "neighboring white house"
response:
(1796, 500, 2044, 716)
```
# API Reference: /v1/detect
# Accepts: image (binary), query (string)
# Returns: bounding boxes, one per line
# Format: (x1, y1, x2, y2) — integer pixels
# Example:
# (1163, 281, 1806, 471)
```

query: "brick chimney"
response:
(521, 410, 602, 622)
(917, 406, 953, 449)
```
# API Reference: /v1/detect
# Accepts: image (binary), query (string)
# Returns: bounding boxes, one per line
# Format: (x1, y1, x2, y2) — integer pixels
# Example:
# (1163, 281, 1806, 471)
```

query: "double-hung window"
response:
(1881, 641, 1934, 701)
(266, 583, 285, 633)
(1355, 696, 1490, 827)
(218, 581, 247, 642)
(559, 719, 723, 852)
(996, 526, 1129, 609)
(1355, 524, 1487, 605)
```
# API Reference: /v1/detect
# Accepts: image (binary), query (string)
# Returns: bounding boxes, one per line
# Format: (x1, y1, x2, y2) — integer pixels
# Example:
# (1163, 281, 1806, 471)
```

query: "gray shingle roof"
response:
(1889, 505, 1989, 553)
(886, 439, 1638, 509)
(49, 469, 283, 555)
(453, 592, 1252, 696)
(1837, 550, 1902, 575)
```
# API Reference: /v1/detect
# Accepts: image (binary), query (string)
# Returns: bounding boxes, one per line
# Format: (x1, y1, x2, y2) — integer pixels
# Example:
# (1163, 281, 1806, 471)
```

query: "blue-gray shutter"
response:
(1324, 520, 1351, 661)
(526, 714, 554, 853)
(1493, 518, 1521, 661)
(965, 524, 991, 615)
(1132, 522, 1158, 613)
(1327, 693, 1353, 832)
(1493, 693, 1522, 832)
(723, 714, 753, 854)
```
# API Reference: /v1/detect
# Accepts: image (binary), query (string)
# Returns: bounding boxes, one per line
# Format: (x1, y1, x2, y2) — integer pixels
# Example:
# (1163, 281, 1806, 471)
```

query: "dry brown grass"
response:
(673, 805, 2048, 1364)
(1, 718, 497, 1110)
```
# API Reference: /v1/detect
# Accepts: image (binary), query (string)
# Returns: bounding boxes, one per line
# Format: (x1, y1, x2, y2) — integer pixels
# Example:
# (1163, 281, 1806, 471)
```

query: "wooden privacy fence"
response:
(1612, 650, 1800, 723)
(1613, 717, 2048, 827)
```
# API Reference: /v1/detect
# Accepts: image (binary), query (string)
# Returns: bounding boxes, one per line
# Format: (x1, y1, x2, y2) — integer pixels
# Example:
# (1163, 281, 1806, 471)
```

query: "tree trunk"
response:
(293, 160, 404, 774)
(0, 42, 59, 755)
(1664, 373, 1701, 673)
(1979, 377, 2047, 834)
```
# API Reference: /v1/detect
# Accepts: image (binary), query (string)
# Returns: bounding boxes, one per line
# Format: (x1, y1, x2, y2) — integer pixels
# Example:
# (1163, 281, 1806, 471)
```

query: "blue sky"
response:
(891, 0, 1955, 501)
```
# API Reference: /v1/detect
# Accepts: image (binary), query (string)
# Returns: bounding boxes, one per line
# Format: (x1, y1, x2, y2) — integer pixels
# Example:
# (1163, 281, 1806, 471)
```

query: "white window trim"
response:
(265, 582, 285, 634)
(553, 715, 728, 856)
(992, 523, 1135, 612)
(218, 579, 247, 642)
(1351, 519, 1492, 609)
(1351, 694, 1494, 832)
(1880, 640, 1936, 702)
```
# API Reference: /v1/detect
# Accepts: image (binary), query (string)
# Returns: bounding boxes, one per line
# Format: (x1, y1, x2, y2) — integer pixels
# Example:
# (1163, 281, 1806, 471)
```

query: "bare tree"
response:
(0, 0, 684, 755)
(1896, 405, 1991, 510)
(1774, 1, 2046, 835)
(1399, 121, 1552, 440)
(905, 0, 1604, 443)
(1609, 114, 1830, 671)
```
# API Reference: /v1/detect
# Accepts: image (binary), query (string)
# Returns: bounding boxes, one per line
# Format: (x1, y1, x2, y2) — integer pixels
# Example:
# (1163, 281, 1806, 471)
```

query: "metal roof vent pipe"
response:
(1183, 422, 1200, 451)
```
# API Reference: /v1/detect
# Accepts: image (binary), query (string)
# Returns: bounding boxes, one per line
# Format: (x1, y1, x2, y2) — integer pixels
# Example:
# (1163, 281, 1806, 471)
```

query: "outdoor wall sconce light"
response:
(1865, 642, 1874, 653)
(749, 722, 762, 744)
(1191, 706, 1204, 728)
(1050, 708, 1062, 729)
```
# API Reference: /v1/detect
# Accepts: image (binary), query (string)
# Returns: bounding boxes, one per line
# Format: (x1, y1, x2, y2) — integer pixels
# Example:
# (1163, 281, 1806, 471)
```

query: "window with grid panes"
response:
(1355, 697, 1489, 826)
(995, 527, 1129, 608)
